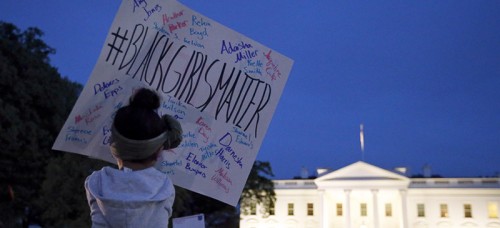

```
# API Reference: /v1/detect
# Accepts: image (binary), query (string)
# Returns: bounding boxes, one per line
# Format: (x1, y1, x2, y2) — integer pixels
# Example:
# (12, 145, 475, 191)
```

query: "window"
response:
(489, 202, 499, 218)
(250, 202, 257, 215)
(464, 204, 473, 218)
(440, 204, 449, 218)
(288, 203, 294, 216)
(268, 201, 275, 216)
(336, 203, 343, 216)
(417, 204, 425, 217)
(385, 203, 392, 217)
(307, 203, 314, 216)
(361, 203, 367, 216)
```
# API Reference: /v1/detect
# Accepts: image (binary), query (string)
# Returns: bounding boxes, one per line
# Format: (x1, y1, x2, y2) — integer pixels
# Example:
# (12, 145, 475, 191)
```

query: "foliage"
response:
(171, 187, 238, 228)
(0, 21, 82, 227)
(240, 161, 276, 217)
(37, 153, 108, 228)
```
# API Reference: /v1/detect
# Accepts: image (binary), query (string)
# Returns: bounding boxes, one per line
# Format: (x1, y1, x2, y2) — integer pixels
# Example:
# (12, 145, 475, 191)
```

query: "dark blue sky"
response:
(2, 0, 499, 179)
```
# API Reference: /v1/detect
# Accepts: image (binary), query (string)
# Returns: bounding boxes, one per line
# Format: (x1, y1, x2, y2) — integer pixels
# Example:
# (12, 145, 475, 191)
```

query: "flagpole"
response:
(360, 124, 365, 161)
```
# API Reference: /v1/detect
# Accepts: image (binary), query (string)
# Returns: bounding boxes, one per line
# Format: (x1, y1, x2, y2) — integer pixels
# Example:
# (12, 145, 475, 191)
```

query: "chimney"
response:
(423, 164, 432, 178)
(300, 167, 309, 179)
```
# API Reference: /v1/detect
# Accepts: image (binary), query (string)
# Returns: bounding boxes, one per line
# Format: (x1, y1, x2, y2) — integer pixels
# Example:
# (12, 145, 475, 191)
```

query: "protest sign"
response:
(173, 214, 205, 228)
(53, 0, 293, 206)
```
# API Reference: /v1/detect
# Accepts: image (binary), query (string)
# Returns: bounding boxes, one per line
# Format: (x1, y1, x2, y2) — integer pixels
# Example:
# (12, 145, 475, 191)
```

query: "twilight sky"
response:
(1, 0, 499, 179)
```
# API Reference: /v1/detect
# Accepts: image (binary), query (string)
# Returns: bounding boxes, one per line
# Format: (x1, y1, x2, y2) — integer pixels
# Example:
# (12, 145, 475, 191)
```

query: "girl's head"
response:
(114, 88, 165, 140)
(110, 88, 182, 163)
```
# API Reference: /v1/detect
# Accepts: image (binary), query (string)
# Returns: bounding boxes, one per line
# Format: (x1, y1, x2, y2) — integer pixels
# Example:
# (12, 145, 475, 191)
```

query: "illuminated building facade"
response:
(240, 161, 500, 228)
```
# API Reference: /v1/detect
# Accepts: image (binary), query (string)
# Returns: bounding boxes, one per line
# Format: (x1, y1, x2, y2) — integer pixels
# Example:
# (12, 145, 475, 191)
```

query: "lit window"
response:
(464, 204, 473, 218)
(307, 203, 314, 216)
(440, 204, 448, 218)
(250, 202, 256, 215)
(268, 201, 275, 216)
(361, 203, 367, 216)
(417, 204, 425, 217)
(385, 203, 392, 217)
(288, 203, 294, 216)
(489, 202, 498, 218)
(336, 203, 343, 216)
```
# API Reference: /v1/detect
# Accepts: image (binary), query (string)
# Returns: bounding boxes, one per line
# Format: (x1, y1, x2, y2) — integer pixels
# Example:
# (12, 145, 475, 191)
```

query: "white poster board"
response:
(53, 0, 293, 206)
(173, 214, 205, 228)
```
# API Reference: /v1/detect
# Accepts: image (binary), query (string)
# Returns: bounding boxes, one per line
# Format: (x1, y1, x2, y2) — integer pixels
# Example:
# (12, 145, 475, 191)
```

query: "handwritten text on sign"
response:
(53, 0, 293, 206)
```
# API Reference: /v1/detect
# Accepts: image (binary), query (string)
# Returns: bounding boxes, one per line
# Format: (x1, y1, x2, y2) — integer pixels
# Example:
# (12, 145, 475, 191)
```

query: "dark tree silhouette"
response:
(0, 21, 83, 227)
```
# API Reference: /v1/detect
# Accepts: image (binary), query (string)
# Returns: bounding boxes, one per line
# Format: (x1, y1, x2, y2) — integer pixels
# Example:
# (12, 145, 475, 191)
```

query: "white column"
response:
(371, 189, 380, 228)
(399, 189, 408, 228)
(345, 189, 352, 228)
(319, 189, 327, 228)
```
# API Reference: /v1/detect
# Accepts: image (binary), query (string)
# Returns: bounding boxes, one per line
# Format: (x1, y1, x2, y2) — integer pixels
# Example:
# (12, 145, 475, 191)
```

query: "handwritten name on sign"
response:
(52, 0, 293, 206)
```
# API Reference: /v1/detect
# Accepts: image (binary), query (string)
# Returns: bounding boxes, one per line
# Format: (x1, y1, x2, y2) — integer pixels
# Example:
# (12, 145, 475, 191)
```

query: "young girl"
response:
(85, 88, 183, 227)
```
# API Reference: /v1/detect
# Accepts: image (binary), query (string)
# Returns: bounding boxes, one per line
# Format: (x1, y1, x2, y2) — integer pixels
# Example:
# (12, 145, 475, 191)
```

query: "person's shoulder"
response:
(85, 166, 121, 193)
(144, 168, 174, 186)
(143, 167, 169, 178)
(85, 166, 117, 182)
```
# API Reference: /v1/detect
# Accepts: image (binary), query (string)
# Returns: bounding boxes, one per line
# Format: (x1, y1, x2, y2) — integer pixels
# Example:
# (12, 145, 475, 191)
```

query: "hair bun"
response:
(129, 88, 161, 110)
(162, 114, 183, 149)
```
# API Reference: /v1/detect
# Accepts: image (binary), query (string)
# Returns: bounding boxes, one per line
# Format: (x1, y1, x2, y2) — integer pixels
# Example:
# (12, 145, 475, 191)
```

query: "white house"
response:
(240, 161, 500, 228)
